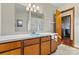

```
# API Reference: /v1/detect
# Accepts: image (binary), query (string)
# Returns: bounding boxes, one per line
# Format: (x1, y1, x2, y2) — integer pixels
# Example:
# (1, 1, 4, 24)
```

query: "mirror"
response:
(31, 12, 44, 33)
(15, 4, 29, 32)
(15, 4, 44, 33)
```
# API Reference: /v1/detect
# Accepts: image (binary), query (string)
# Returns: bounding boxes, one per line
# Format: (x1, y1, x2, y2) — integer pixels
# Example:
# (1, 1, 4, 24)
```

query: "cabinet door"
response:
(41, 41, 50, 55)
(24, 44, 39, 55)
(0, 49, 21, 55)
(51, 40, 57, 53)
(0, 41, 21, 53)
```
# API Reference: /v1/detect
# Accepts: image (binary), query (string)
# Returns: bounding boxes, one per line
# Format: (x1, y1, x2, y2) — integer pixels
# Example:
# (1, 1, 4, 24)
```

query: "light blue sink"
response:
(26, 33, 49, 38)
(27, 33, 46, 37)
(29, 34, 42, 36)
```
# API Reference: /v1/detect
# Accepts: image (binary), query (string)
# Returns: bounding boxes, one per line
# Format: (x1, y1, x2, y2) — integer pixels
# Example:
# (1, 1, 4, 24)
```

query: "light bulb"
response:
(33, 4, 35, 8)
(34, 9, 36, 12)
(26, 7, 29, 11)
(19, 21, 22, 25)
(28, 3, 31, 7)
(37, 6, 40, 10)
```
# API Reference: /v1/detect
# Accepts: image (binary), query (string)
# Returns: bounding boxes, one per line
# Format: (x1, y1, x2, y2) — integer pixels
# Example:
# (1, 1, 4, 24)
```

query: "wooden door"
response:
(56, 9, 62, 44)
(56, 9, 62, 36)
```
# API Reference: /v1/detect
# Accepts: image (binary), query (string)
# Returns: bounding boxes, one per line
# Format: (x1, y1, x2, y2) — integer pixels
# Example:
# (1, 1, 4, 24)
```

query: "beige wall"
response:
(1, 3, 15, 36)
(15, 10, 29, 33)
(0, 4, 1, 35)
(42, 4, 56, 32)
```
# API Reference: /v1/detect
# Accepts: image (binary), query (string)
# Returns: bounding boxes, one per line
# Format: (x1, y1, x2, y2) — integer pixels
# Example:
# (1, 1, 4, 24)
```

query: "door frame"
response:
(61, 7, 75, 47)
(62, 15, 71, 39)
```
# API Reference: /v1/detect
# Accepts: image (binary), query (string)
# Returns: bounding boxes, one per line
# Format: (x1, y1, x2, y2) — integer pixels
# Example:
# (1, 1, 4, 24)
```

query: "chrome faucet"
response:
(31, 24, 40, 34)
(31, 28, 36, 34)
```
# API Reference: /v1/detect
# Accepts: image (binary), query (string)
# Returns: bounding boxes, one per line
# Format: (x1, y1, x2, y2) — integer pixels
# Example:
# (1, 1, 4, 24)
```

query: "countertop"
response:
(0, 33, 57, 44)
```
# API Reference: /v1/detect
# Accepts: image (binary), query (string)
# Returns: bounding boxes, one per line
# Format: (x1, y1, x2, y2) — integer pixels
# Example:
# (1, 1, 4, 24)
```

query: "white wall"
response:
(1, 3, 15, 36)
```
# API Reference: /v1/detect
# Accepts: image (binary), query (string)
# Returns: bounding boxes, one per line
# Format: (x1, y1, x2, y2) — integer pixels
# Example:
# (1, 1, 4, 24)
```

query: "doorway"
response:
(61, 15, 73, 46)
(55, 7, 74, 47)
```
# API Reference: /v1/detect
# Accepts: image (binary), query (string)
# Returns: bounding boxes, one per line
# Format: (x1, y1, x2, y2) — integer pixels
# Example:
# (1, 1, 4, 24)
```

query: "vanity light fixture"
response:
(26, 3, 42, 13)
(30, 8, 33, 11)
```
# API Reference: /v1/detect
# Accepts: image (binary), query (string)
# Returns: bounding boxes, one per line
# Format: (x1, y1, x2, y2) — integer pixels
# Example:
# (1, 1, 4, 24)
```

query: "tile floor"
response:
(52, 44, 79, 55)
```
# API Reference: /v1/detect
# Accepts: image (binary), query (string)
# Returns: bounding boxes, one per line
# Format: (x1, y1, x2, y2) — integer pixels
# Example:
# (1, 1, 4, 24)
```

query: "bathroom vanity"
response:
(0, 34, 57, 55)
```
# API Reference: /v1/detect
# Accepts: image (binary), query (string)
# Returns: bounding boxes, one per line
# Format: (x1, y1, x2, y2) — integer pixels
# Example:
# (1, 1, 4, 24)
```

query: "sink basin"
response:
(26, 33, 49, 38)
(29, 34, 41, 36)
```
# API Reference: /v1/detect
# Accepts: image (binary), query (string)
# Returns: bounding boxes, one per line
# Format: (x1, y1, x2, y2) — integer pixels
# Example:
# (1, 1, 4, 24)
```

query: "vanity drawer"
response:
(24, 38, 40, 46)
(0, 41, 21, 52)
(41, 36, 51, 42)
(0, 49, 21, 55)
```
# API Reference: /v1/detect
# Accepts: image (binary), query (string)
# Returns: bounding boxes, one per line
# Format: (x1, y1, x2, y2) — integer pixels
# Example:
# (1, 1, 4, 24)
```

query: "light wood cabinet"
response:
(0, 49, 21, 55)
(41, 36, 50, 42)
(24, 44, 39, 55)
(24, 38, 40, 46)
(41, 41, 50, 55)
(51, 40, 57, 52)
(0, 41, 21, 52)
(0, 36, 57, 55)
